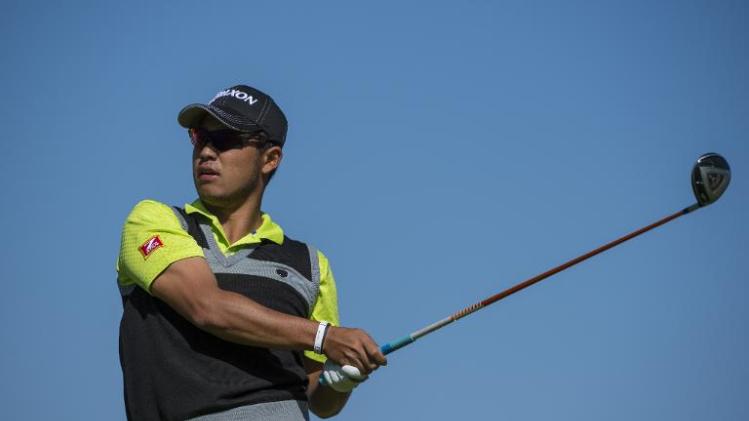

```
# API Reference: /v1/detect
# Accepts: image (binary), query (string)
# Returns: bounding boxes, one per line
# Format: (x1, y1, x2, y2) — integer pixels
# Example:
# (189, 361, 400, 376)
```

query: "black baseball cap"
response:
(178, 84, 288, 146)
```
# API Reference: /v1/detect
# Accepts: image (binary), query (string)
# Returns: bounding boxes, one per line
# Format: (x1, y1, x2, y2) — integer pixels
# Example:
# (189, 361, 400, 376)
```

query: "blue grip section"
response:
(380, 335, 414, 355)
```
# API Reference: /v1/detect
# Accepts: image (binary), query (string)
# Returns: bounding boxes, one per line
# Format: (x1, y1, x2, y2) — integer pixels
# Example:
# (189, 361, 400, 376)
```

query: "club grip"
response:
(380, 335, 414, 355)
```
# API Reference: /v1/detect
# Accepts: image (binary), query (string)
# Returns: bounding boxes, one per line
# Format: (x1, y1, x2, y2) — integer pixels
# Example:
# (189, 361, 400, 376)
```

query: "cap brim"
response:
(177, 103, 261, 133)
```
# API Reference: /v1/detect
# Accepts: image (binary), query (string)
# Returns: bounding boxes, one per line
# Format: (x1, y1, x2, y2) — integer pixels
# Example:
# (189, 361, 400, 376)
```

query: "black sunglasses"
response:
(188, 128, 271, 152)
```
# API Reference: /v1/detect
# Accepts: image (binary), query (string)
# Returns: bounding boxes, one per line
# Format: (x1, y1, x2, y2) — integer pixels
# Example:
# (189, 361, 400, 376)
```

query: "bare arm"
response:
(151, 256, 319, 349)
(150, 256, 387, 373)
(304, 359, 351, 418)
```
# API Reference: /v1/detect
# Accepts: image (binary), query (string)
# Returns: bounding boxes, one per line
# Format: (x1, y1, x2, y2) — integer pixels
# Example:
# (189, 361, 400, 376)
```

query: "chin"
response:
(194, 182, 227, 205)
(196, 193, 231, 209)
(193, 178, 259, 209)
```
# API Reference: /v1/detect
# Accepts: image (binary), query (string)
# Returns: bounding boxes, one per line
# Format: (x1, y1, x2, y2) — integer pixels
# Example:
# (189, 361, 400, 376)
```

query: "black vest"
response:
(119, 208, 321, 421)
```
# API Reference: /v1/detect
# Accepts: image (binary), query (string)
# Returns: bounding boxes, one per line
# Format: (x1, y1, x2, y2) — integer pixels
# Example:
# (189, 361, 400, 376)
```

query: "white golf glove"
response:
(321, 360, 368, 393)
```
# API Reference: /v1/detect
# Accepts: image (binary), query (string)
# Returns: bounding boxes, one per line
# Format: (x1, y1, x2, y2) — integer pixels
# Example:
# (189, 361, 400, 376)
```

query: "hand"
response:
(322, 326, 387, 375)
(321, 360, 368, 393)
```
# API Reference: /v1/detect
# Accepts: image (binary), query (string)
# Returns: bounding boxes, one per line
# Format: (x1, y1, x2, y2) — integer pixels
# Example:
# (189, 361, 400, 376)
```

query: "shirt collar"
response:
(184, 199, 285, 247)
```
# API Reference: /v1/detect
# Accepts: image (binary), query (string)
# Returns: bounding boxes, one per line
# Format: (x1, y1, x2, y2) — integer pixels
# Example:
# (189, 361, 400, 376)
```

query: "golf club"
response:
(375, 152, 731, 355)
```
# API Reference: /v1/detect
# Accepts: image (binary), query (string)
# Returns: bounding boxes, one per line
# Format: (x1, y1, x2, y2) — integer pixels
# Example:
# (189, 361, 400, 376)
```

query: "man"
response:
(117, 84, 386, 420)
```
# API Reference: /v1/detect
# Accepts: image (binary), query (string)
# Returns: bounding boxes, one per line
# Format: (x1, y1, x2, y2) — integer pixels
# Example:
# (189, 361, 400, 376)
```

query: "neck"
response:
(203, 195, 264, 245)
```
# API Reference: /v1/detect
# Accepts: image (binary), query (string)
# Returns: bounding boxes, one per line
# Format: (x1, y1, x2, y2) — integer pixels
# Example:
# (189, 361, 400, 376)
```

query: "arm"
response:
(304, 359, 351, 419)
(150, 256, 386, 372)
(151, 256, 318, 349)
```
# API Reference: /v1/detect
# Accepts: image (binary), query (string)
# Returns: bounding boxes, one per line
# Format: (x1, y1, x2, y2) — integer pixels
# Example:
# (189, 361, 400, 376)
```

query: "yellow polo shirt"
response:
(117, 199, 339, 362)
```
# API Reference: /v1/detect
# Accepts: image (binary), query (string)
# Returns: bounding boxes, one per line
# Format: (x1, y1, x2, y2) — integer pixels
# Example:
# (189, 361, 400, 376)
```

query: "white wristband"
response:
(314, 321, 330, 355)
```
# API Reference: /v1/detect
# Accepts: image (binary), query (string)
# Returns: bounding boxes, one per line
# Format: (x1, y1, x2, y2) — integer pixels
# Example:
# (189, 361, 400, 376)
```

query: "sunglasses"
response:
(188, 128, 271, 152)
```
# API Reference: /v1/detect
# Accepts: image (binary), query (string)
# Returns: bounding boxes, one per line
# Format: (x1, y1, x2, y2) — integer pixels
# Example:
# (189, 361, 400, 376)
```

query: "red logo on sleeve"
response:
(139, 235, 164, 259)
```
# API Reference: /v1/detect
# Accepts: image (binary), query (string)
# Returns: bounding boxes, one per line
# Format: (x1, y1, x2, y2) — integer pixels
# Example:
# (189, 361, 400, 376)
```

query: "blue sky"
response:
(1, 1, 747, 420)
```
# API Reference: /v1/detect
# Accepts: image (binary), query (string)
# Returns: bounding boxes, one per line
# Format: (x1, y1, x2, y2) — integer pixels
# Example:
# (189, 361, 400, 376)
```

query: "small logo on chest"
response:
(139, 235, 165, 259)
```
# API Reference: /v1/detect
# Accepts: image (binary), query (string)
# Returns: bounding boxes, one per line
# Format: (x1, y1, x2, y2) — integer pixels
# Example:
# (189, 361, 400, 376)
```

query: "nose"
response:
(196, 142, 219, 161)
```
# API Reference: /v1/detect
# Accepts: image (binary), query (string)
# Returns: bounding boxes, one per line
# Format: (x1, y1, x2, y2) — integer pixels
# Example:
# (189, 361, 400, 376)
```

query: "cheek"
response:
(192, 150, 202, 169)
(222, 151, 259, 182)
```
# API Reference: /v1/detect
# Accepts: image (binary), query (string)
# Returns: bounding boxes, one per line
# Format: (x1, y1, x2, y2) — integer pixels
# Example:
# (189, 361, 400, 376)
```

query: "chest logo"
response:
(139, 235, 165, 259)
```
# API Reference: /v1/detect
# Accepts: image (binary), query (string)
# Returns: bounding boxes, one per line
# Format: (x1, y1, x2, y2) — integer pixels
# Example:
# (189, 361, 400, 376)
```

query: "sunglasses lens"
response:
(189, 129, 247, 151)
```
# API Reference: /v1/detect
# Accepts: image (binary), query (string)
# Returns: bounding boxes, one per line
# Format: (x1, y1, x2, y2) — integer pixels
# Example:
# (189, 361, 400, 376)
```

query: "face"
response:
(191, 115, 282, 209)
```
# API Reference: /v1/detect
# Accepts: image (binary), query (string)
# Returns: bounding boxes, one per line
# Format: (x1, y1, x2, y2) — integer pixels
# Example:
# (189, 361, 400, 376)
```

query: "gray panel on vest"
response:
(174, 213, 322, 316)
(187, 400, 309, 421)
(171, 206, 189, 231)
(214, 259, 318, 314)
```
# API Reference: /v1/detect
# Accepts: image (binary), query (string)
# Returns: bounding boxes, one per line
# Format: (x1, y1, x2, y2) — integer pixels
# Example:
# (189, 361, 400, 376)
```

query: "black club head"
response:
(692, 153, 731, 207)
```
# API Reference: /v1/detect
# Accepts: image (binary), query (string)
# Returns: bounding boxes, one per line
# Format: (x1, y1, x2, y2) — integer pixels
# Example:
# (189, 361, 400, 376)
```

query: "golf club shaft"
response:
(379, 203, 701, 355)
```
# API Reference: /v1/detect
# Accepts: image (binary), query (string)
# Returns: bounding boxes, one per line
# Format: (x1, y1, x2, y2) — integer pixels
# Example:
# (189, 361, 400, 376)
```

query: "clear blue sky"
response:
(1, 1, 747, 420)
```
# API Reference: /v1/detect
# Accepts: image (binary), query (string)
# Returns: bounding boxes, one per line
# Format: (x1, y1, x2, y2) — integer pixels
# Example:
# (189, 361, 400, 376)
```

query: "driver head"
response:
(692, 153, 730, 207)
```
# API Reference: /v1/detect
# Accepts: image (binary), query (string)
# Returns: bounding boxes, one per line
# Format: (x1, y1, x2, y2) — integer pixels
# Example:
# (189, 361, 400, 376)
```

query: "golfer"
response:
(116, 84, 386, 420)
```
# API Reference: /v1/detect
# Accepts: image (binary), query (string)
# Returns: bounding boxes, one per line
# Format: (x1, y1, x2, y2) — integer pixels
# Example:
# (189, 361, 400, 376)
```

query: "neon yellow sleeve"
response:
(304, 250, 341, 363)
(116, 199, 204, 293)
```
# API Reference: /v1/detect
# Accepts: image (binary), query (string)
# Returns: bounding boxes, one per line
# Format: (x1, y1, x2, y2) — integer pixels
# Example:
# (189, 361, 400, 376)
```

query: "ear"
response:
(261, 146, 283, 175)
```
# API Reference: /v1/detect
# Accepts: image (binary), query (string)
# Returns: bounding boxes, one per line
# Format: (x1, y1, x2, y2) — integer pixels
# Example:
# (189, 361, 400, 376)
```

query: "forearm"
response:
(309, 382, 351, 418)
(151, 257, 386, 373)
(305, 361, 352, 418)
(151, 257, 320, 351)
(195, 288, 318, 351)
